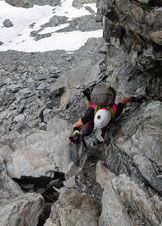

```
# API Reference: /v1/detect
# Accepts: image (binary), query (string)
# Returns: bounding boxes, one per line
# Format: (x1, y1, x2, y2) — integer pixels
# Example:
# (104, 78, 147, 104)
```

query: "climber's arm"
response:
(119, 97, 133, 104)
(115, 97, 135, 119)
(73, 108, 94, 129)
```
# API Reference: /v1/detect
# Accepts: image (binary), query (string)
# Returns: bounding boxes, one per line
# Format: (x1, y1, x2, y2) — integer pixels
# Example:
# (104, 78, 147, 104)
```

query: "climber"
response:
(68, 82, 144, 144)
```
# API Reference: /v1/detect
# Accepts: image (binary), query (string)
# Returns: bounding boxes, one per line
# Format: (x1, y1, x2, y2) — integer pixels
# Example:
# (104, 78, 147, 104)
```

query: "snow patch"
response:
(0, 0, 102, 52)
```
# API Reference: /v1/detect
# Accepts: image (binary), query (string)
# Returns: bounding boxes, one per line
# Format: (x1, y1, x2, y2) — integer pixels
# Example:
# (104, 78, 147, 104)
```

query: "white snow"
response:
(0, 0, 102, 52)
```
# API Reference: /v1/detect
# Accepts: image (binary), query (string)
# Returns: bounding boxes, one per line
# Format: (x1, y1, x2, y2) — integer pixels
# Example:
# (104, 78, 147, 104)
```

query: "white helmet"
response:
(94, 109, 111, 128)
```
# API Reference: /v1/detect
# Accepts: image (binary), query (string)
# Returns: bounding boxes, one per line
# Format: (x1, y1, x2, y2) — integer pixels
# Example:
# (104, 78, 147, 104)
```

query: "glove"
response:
(82, 88, 91, 100)
(68, 128, 81, 144)
(131, 96, 146, 103)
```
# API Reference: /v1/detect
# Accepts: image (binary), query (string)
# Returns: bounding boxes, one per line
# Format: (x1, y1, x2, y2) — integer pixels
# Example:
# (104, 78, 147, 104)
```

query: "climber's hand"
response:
(82, 88, 91, 100)
(68, 129, 80, 144)
(131, 96, 146, 103)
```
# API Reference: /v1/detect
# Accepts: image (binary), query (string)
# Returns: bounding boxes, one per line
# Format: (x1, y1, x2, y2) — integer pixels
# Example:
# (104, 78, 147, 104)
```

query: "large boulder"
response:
(0, 193, 44, 226)
(97, 0, 162, 76)
(4, 116, 87, 179)
(1, 117, 73, 178)
(115, 101, 162, 166)
(6, 130, 71, 178)
(44, 189, 101, 226)
(104, 101, 162, 194)
(99, 174, 162, 226)
(0, 157, 44, 226)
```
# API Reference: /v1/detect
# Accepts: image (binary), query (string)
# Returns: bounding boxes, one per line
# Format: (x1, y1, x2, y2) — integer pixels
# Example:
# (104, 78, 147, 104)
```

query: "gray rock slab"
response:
(112, 175, 161, 226)
(133, 154, 162, 194)
(44, 189, 101, 226)
(0, 157, 22, 197)
(6, 128, 72, 178)
(96, 161, 116, 188)
(47, 116, 69, 132)
(99, 174, 161, 226)
(0, 193, 44, 226)
(0, 156, 44, 226)
(99, 179, 132, 226)
(115, 101, 162, 167)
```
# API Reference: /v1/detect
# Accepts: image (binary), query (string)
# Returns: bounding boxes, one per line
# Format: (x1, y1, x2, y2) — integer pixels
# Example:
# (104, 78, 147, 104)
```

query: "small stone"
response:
(3, 19, 13, 28)
(63, 176, 75, 188)
(39, 122, 47, 130)
(151, 31, 162, 46)
(13, 114, 25, 123)
(96, 161, 116, 188)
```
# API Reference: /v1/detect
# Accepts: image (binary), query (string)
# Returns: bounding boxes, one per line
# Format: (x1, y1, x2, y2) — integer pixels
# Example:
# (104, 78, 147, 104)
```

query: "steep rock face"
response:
(98, 0, 162, 186)
(94, 0, 162, 225)
(98, 0, 162, 72)
(1, 0, 162, 225)
(99, 175, 162, 226)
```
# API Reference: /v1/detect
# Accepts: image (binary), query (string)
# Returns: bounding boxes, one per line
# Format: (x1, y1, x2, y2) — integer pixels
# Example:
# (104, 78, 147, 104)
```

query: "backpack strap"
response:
(106, 105, 115, 118)
(93, 103, 116, 118)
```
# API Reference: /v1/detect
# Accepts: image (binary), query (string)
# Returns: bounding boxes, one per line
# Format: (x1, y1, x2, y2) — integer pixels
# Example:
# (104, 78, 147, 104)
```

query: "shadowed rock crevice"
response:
(13, 172, 65, 226)
(102, 144, 148, 185)
(13, 172, 65, 201)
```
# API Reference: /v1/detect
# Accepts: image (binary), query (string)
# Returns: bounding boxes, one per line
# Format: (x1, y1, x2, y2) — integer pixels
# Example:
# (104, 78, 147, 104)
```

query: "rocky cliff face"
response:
(95, 0, 162, 225)
(0, 0, 162, 226)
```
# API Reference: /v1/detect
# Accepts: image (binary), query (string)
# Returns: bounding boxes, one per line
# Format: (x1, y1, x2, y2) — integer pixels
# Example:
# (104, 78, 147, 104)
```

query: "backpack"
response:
(90, 82, 116, 106)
